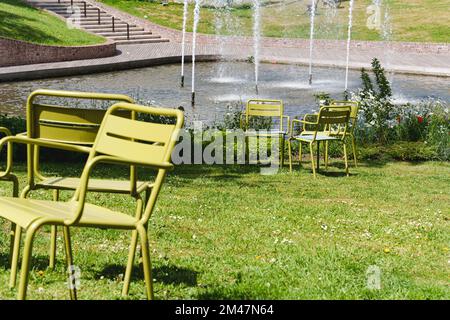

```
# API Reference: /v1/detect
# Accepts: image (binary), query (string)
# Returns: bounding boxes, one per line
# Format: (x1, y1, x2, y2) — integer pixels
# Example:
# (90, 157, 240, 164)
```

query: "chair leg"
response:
(137, 225, 154, 300)
(122, 230, 138, 296)
(280, 136, 285, 168)
(18, 224, 39, 300)
(309, 143, 317, 178)
(9, 224, 22, 288)
(49, 190, 59, 270)
(288, 139, 293, 173)
(351, 135, 357, 167)
(8, 223, 16, 265)
(343, 142, 349, 177)
(63, 226, 77, 300)
(8, 178, 19, 265)
(299, 142, 303, 170)
(324, 141, 329, 170)
(12, 176, 19, 198)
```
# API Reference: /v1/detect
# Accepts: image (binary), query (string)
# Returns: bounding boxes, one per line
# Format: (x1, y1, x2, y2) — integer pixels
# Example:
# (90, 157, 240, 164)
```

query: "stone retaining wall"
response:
(0, 37, 117, 67)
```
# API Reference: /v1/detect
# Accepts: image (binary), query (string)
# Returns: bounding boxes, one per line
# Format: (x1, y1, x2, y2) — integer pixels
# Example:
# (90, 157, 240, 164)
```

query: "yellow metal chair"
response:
(0, 127, 19, 267)
(8, 90, 151, 295)
(288, 106, 351, 178)
(295, 100, 359, 169)
(0, 102, 184, 300)
(326, 100, 360, 167)
(240, 99, 289, 165)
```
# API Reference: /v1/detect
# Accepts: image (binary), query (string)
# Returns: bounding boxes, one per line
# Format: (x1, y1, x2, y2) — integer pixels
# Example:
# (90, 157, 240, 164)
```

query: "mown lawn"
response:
(99, 0, 449, 43)
(0, 160, 448, 299)
(0, 0, 104, 46)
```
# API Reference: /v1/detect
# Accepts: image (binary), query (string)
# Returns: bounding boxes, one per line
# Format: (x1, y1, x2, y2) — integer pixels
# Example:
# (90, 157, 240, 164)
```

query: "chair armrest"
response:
(66, 155, 174, 225)
(0, 127, 12, 137)
(0, 135, 91, 153)
(290, 119, 303, 136)
(0, 127, 14, 178)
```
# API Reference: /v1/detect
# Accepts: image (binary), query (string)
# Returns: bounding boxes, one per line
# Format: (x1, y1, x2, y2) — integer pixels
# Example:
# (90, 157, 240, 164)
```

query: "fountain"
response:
(191, 0, 201, 106)
(180, 0, 189, 87)
(344, 0, 354, 92)
(308, 0, 317, 85)
(252, 0, 261, 94)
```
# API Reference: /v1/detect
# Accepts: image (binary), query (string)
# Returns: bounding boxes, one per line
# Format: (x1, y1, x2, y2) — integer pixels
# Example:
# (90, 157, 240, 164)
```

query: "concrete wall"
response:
(0, 37, 117, 67)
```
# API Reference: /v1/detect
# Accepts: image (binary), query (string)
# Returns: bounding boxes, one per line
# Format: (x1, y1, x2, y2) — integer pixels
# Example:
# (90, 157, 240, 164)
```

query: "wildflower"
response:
(383, 247, 390, 253)
(417, 115, 424, 124)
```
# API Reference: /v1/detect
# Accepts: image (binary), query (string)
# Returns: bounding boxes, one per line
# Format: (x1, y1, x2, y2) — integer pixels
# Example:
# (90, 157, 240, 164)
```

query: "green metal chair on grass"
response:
(7, 90, 151, 296)
(288, 106, 351, 178)
(0, 102, 184, 300)
(0, 127, 19, 267)
(326, 100, 360, 167)
(240, 99, 289, 165)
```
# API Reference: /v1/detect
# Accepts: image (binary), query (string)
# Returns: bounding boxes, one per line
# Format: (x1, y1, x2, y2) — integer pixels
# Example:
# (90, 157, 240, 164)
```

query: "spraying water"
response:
(344, 0, 355, 92)
(252, 0, 261, 94)
(180, 0, 189, 87)
(308, 0, 316, 85)
(191, 0, 201, 106)
(381, 4, 395, 86)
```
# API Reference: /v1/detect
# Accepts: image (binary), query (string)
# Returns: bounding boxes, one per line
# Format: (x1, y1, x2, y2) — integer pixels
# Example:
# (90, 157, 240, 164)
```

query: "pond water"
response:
(0, 61, 448, 125)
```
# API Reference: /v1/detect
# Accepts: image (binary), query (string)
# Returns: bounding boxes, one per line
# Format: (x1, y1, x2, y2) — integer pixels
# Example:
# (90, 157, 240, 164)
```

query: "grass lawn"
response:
(0, 0, 105, 46)
(0, 160, 448, 299)
(99, 0, 449, 43)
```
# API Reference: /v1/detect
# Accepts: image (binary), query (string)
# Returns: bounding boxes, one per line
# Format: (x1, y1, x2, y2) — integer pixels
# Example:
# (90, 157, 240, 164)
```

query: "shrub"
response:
(353, 58, 394, 144)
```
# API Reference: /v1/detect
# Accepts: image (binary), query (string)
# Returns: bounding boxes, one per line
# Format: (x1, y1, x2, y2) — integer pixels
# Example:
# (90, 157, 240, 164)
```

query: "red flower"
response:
(417, 116, 424, 124)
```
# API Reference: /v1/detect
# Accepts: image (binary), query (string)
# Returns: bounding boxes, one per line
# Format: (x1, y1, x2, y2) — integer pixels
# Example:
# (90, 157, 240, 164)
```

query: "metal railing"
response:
(97, 8, 101, 24)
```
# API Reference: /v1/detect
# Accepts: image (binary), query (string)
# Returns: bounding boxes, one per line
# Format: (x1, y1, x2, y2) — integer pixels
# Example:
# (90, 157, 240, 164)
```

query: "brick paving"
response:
(0, 0, 449, 82)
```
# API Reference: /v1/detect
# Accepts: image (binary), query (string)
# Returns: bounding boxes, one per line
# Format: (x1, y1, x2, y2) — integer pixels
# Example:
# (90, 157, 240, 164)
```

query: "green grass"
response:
(0, 160, 449, 299)
(99, 0, 450, 43)
(0, 0, 105, 46)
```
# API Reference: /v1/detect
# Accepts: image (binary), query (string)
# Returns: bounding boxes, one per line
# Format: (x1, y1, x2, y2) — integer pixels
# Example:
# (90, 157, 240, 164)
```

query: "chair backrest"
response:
(330, 100, 359, 119)
(244, 99, 284, 131)
(70, 103, 184, 225)
(313, 106, 351, 140)
(26, 89, 134, 145)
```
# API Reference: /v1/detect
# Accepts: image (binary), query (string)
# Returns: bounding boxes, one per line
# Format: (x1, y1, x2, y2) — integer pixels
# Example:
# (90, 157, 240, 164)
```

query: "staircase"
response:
(27, 0, 170, 45)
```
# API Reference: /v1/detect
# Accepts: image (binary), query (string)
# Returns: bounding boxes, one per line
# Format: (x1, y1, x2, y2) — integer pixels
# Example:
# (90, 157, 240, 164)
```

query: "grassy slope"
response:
(0, 161, 448, 299)
(0, 0, 104, 46)
(99, 0, 449, 43)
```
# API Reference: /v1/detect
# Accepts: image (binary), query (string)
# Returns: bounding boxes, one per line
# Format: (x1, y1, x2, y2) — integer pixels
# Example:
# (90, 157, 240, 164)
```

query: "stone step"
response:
(108, 34, 162, 41)
(86, 26, 145, 33)
(114, 38, 170, 45)
(96, 30, 152, 36)
(34, 5, 96, 10)
(57, 12, 112, 18)
(49, 8, 107, 14)
(29, 1, 87, 3)
(80, 22, 135, 27)
(75, 17, 116, 22)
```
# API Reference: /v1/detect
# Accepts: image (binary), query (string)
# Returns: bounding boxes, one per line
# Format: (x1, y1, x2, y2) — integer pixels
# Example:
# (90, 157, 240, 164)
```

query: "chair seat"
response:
(292, 134, 338, 142)
(245, 130, 287, 137)
(0, 197, 137, 230)
(37, 177, 149, 193)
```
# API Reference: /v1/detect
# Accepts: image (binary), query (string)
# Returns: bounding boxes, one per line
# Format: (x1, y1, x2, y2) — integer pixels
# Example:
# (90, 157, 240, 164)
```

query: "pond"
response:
(0, 61, 448, 125)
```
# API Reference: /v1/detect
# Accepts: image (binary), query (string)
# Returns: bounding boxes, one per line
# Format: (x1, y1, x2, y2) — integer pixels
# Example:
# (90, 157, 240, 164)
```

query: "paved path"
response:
(1, 1, 449, 82)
